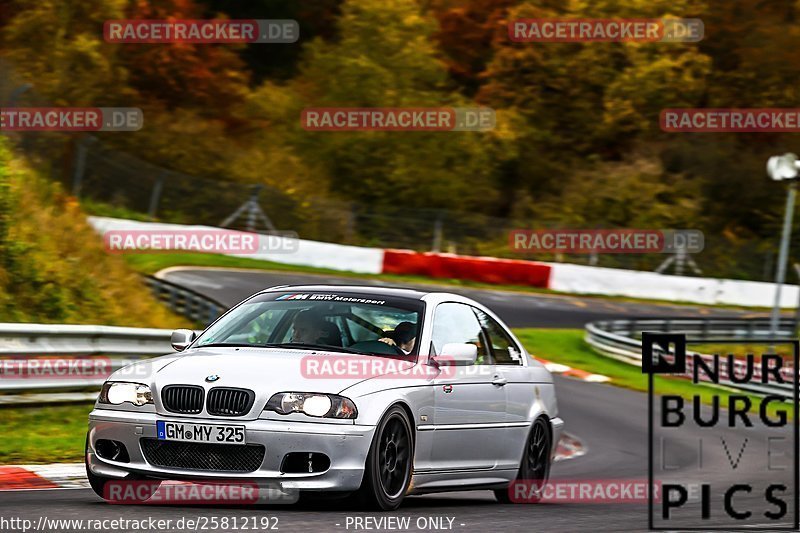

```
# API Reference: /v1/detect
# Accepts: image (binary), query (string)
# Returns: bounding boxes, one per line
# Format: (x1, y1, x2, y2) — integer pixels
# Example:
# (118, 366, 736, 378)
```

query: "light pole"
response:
(766, 153, 800, 340)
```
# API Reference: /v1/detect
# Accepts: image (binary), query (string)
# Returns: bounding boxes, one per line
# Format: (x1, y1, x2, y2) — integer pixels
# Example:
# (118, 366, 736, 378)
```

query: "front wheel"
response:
(355, 405, 414, 511)
(495, 417, 551, 504)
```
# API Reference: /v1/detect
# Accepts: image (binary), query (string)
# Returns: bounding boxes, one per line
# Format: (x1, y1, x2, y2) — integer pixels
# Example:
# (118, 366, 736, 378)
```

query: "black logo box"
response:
(643, 332, 799, 531)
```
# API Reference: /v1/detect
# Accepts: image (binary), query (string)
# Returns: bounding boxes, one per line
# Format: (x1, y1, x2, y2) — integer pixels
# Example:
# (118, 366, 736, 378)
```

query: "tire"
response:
(355, 405, 414, 511)
(85, 435, 161, 503)
(495, 417, 551, 504)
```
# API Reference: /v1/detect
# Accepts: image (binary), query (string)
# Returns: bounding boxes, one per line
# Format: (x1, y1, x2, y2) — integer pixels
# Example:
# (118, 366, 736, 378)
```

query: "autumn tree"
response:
(115, 0, 250, 114)
(275, 0, 512, 215)
(2, 0, 131, 105)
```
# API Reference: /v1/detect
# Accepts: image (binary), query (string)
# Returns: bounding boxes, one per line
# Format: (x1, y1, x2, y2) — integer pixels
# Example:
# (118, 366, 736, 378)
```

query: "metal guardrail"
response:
(585, 318, 798, 397)
(144, 275, 227, 325)
(0, 323, 175, 393)
(0, 278, 228, 402)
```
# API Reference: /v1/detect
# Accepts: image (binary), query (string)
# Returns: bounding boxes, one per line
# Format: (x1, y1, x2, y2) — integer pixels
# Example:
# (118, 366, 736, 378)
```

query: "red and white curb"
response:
(536, 358, 611, 383)
(554, 433, 586, 462)
(0, 463, 88, 490)
(0, 434, 585, 491)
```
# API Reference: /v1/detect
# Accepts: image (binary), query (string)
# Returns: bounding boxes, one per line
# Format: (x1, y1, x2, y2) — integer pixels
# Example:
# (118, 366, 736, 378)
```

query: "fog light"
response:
(95, 439, 130, 463)
(280, 452, 330, 473)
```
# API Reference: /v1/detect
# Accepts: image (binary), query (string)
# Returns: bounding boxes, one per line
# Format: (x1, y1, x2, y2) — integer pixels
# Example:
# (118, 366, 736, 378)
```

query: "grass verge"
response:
(0, 403, 92, 464)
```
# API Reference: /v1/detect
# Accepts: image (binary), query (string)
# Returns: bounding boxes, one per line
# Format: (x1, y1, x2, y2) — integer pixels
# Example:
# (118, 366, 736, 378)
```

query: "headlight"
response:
(265, 392, 357, 419)
(99, 382, 153, 406)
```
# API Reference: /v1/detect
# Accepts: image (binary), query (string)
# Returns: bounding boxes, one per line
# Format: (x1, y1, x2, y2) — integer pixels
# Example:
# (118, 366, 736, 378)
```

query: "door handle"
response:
(492, 375, 508, 386)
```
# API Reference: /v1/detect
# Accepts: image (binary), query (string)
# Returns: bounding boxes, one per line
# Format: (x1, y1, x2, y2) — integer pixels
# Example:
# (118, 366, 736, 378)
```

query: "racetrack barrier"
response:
(0, 323, 179, 394)
(144, 275, 226, 326)
(89, 217, 800, 308)
(382, 249, 552, 287)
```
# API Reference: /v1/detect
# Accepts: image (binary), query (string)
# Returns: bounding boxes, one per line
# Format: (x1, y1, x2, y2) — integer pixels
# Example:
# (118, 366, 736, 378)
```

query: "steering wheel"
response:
(349, 340, 406, 357)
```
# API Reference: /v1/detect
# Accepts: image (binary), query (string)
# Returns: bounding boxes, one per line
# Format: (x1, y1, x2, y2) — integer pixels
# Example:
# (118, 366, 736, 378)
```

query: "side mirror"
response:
(437, 343, 478, 366)
(171, 329, 196, 352)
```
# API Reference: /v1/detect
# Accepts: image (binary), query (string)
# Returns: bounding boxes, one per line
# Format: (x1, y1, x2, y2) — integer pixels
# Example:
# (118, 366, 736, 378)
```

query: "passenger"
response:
(291, 310, 328, 344)
(378, 321, 417, 355)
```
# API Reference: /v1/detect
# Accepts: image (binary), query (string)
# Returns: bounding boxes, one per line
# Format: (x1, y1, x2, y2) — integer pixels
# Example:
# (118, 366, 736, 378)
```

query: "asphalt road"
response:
(2, 268, 791, 532)
(157, 267, 766, 328)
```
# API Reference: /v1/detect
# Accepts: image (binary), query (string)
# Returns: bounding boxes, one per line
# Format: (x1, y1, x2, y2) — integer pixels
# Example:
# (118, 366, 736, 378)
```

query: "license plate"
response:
(157, 421, 246, 445)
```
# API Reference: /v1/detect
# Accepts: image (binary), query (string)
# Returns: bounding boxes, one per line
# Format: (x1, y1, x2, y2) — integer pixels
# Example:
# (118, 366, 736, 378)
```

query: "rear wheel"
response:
(495, 417, 551, 504)
(355, 406, 414, 510)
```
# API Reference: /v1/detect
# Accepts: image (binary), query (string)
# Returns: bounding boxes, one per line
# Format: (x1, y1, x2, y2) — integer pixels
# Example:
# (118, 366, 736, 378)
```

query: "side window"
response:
(431, 303, 489, 364)
(474, 309, 522, 365)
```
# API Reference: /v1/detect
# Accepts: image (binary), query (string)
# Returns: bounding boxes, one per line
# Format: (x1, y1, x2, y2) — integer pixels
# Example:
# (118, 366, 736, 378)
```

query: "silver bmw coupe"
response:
(86, 285, 563, 510)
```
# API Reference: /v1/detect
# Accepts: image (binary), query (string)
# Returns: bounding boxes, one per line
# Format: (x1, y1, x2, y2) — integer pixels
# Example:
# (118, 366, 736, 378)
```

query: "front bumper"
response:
(87, 408, 376, 492)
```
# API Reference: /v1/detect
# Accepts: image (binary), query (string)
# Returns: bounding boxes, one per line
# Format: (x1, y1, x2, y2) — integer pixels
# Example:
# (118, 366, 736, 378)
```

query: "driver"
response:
(378, 321, 417, 355)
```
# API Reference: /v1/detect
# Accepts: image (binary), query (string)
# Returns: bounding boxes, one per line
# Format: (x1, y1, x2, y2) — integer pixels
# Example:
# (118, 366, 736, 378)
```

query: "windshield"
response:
(194, 291, 424, 357)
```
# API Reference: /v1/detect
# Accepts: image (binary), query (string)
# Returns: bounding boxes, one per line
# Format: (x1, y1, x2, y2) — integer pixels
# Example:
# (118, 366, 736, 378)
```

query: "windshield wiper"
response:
(195, 343, 259, 348)
(261, 342, 368, 354)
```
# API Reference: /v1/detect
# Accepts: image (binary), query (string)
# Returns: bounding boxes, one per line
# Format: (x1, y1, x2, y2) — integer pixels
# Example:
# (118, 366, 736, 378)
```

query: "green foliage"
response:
(272, 0, 513, 211)
(0, 138, 189, 327)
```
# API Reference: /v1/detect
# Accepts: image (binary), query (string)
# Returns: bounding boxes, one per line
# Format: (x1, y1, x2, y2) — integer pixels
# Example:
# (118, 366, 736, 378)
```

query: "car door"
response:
(473, 308, 531, 470)
(427, 302, 508, 471)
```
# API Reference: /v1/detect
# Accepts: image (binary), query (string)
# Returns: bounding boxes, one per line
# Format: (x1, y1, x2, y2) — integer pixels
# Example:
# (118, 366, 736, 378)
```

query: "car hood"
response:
(117, 347, 417, 395)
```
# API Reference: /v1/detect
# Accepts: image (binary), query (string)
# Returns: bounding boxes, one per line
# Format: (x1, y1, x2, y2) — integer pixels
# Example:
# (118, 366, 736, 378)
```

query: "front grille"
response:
(161, 385, 204, 414)
(207, 387, 255, 417)
(140, 439, 265, 472)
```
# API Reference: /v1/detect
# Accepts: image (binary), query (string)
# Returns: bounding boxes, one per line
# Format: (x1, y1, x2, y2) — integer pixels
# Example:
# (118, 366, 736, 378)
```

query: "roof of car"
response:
(260, 284, 431, 300)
